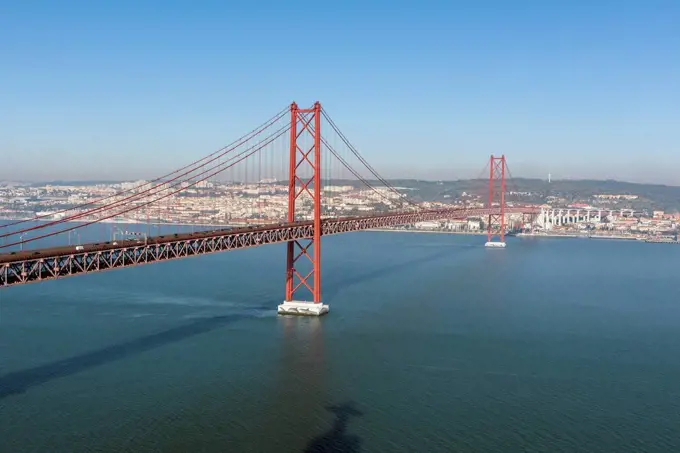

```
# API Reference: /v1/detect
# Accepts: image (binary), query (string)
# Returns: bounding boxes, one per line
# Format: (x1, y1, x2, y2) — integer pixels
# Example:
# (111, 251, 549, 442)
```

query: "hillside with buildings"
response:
(0, 178, 678, 241)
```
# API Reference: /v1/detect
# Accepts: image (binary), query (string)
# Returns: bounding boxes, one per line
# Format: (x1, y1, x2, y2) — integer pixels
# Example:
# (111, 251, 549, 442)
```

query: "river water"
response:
(1, 232, 679, 452)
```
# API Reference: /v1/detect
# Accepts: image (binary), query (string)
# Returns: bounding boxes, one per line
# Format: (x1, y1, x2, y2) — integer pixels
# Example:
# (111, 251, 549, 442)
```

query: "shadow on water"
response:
(0, 306, 270, 401)
(304, 402, 363, 453)
(324, 248, 453, 301)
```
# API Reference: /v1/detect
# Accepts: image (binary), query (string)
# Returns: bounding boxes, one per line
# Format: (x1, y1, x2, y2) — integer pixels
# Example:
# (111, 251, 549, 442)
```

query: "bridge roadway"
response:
(0, 207, 533, 288)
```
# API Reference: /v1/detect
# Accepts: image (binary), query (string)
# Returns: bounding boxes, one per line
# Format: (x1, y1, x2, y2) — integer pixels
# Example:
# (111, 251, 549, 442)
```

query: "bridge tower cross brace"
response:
(486, 154, 507, 247)
(279, 101, 329, 315)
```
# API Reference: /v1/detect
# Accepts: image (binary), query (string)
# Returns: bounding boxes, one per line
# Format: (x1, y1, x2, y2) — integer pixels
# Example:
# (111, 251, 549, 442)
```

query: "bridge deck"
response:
(0, 207, 532, 287)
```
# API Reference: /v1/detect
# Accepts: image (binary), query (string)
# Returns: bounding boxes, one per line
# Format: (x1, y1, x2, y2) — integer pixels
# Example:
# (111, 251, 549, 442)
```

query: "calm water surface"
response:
(1, 232, 679, 452)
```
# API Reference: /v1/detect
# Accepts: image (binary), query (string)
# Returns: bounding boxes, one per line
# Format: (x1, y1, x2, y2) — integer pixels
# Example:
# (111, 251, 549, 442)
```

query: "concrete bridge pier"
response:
(278, 301, 329, 316)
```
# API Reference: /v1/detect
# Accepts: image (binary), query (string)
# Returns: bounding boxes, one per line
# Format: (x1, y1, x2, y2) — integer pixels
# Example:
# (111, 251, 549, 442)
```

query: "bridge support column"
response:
(485, 154, 507, 248)
(278, 102, 329, 316)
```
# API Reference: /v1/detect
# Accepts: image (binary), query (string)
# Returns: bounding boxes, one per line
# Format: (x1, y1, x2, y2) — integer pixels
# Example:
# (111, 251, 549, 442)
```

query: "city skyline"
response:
(2, 1, 679, 184)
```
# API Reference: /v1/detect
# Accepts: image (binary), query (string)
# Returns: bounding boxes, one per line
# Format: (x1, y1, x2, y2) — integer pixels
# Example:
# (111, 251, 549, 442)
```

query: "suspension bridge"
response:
(0, 102, 538, 315)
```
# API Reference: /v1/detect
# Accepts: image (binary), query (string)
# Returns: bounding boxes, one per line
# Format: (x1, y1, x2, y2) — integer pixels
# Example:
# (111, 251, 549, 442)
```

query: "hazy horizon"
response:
(4, 174, 680, 189)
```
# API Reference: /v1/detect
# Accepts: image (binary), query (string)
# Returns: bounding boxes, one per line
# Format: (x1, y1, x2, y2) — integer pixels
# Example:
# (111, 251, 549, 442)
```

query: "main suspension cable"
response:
(0, 109, 289, 239)
(0, 123, 292, 249)
(0, 106, 289, 232)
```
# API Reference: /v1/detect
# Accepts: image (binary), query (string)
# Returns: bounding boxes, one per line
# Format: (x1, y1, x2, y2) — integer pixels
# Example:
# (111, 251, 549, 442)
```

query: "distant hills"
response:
(4, 177, 679, 212)
(339, 178, 680, 212)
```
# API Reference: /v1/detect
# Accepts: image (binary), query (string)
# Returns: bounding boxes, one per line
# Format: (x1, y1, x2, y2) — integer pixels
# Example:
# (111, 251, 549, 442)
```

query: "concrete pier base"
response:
(484, 241, 507, 248)
(278, 300, 329, 316)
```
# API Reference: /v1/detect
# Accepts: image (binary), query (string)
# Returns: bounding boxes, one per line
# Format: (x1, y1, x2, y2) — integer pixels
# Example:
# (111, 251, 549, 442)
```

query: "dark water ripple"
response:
(1, 232, 680, 452)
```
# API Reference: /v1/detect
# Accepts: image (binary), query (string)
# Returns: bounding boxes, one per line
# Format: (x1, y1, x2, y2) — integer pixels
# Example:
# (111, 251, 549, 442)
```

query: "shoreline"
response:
(0, 218, 664, 243)
(368, 229, 646, 242)
(367, 228, 486, 236)
(517, 232, 640, 241)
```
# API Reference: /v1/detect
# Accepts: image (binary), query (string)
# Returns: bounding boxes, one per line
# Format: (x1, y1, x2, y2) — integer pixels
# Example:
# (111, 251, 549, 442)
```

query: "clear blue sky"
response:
(2, 0, 678, 184)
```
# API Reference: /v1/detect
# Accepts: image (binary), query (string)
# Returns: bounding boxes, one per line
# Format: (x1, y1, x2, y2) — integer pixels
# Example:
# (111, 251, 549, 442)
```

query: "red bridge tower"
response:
(485, 154, 507, 248)
(277, 102, 329, 315)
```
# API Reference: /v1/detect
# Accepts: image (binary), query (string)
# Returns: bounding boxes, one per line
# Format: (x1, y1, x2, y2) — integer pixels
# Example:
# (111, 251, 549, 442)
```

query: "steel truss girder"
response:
(0, 207, 534, 288)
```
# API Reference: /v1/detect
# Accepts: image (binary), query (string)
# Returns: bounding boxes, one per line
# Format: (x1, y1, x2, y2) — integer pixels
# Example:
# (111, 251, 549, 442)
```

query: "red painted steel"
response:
(487, 155, 507, 243)
(0, 103, 533, 292)
(285, 102, 323, 303)
(0, 207, 538, 288)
